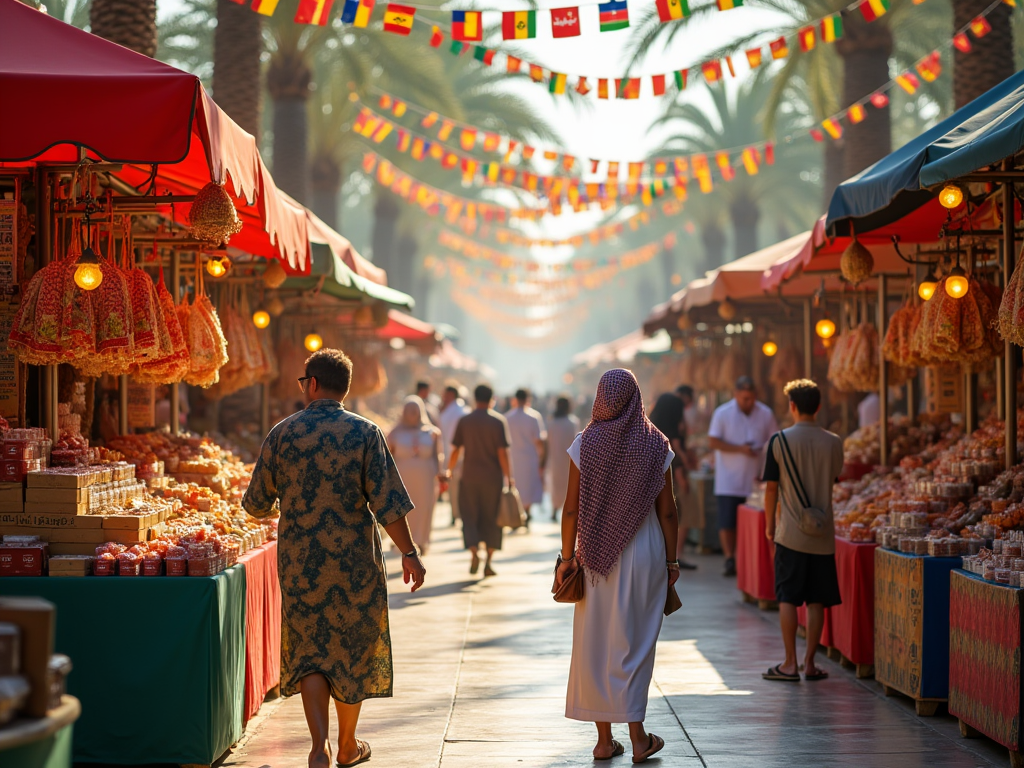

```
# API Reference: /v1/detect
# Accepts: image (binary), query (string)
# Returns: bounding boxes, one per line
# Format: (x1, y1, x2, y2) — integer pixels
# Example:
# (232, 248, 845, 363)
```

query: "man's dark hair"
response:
(515, 388, 529, 402)
(554, 396, 572, 418)
(474, 384, 494, 404)
(676, 385, 694, 401)
(305, 349, 353, 397)
(416, 381, 430, 392)
(445, 385, 459, 397)
(735, 375, 756, 392)
(783, 379, 821, 415)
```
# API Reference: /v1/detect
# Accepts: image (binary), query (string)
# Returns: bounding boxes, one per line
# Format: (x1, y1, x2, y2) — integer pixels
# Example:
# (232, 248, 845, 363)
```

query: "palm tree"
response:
(90, 0, 157, 57)
(953, 0, 1014, 108)
(36, 0, 90, 27)
(627, 0, 951, 199)
(213, 0, 263, 138)
(653, 71, 821, 261)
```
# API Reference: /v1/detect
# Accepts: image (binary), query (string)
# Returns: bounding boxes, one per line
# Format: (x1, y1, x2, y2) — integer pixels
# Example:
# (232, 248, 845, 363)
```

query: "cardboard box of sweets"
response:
(0, 536, 49, 576)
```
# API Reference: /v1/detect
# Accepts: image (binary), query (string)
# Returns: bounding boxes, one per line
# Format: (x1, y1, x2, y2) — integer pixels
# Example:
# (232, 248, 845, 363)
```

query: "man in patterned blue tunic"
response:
(244, 348, 426, 768)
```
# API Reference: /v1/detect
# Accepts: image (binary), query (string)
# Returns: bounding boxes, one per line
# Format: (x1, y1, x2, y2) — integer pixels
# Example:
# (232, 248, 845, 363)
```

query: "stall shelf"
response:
(735, 504, 776, 609)
(949, 569, 1024, 767)
(874, 548, 961, 716)
(0, 568, 246, 766)
(0, 696, 79, 768)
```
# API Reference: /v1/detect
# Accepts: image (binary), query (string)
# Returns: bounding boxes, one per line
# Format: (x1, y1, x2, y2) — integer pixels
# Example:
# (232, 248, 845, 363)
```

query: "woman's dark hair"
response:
(474, 384, 494, 404)
(554, 396, 571, 418)
(783, 379, 821, 415)
(305, 349, 353, 396)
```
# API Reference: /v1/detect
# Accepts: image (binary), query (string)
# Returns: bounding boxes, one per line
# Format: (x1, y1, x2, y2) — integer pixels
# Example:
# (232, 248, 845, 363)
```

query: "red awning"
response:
(378, 310, 437, 342)
(0, 0, 309, 273)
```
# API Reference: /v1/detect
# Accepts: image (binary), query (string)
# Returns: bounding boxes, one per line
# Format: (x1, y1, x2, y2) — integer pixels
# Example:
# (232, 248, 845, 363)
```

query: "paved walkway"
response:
(227, 508, 1008, 768)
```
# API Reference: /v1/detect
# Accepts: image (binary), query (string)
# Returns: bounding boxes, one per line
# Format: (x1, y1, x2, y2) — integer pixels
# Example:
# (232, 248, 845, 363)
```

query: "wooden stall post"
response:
(803, 298, 812, 379)
(1004, 165, 1017, 470)
(878, 275, 888, 466)
(36, 169, 58, 441)
(260, 383, 270, 436)
(170, 251, 181, 436)
(118, 375, 128, 435)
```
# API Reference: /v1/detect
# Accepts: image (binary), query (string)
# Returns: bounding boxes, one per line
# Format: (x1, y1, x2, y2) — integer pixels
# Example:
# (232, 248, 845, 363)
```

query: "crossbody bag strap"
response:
(777, 431, 811, 509)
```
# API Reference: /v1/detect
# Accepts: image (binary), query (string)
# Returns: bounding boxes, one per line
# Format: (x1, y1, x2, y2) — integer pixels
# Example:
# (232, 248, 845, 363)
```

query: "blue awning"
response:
(826, 70, 1024, 235)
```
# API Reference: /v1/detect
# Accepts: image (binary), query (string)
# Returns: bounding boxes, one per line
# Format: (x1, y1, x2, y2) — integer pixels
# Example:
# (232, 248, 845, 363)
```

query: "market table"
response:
(797, 538, 878, 677)
(735, 505, 776, 607)
(949, 569, 1024, 765)
(874, 549, 961, 715)
(239, 540, 281, 723)
(0, 567, 246, 765)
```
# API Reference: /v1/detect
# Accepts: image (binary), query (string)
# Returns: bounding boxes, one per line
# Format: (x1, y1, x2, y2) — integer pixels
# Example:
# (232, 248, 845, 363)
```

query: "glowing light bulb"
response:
(252, 310, 270, 329)
(762, 341, 778, 357)
(945, 268, 969, 299)
(74, 249, 103, 291)
(815, 317, 836, 339)
(206, 255, 230, 278)
(304, 333, 323, 352)
(918, 278, 937, 301)
(939, 184, 964, 209)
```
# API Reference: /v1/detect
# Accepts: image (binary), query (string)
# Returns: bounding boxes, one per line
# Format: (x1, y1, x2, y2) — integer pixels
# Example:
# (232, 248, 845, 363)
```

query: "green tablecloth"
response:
(0, 567, 246, 765)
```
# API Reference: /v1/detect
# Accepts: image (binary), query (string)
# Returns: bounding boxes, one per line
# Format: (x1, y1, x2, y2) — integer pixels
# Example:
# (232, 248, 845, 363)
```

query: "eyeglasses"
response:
(298, 376, 316, 394)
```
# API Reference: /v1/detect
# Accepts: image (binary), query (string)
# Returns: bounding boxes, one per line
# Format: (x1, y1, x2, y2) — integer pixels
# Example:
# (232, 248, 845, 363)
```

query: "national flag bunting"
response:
(295, 0, 334, 25)
(741, 148, 759, 176)
(770, 36, 788, 59)
(473, 46, 495, 65)
(715, 152, 734, 182)
(396, 130, 411, 153)
(449, 41, 467, 55)
(915, 51, 941, 82)
(598, 0, 629, 32)
(616, 78, 640, 99)
(820, 13, 843, 41)
(502, 10, 536, 39)
(459, 129, 477, 151)
(598, 79, 610, 99)
(869, 92, 889, 108)
(745, 47, 763, 69)
(952, 33, 971, 53)
(848, 103, 866, 123)
(822, 117, 842, 139)
(702, 60, 722, 83)
(411, 137, 426, 160)
(392, 100, 406, 117)
(429, 26, 443, 46)
(674, 69, 688, 90)
(895, 72, 919, 94)
(549, 73, 568, 95)
(382, 3, 414, 34)
(551, 7, 581, 37)
(438, 120, 454, 140)
(529, 64, 545, 82)
(656, 0, 690, 21)
(809, 128, 824, 142)
(341, 0, 373, 27)
(576, 77, 591, 95)
(652, 74, 666, 96)
(422, 112, 438, 128)
(725, 56, 735, 77)
(371, 121, 392, 143)
(507, 56, 522, 73)
(858, 0, 889, 21)
(251, 0, 280, 16)
(970, 16, 992, 36)
(451, 10, 482, 41)
(798, 26, 815, 52)
(716, 0, 742, 9)
(765, 143, 775, 165)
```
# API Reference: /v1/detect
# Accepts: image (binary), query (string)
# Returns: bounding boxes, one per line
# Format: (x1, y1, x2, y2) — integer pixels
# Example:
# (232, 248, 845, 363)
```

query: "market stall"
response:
(735, 504, 775, 608)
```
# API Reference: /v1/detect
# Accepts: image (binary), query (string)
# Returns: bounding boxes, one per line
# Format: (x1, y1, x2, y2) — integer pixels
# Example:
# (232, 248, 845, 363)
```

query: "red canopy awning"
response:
(0, 0, 309, 273)
(378, 310, 437, 342)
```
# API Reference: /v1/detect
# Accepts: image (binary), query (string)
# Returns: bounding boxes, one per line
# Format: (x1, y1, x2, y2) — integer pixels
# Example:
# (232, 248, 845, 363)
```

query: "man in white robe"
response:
(506, 388, 547, 522)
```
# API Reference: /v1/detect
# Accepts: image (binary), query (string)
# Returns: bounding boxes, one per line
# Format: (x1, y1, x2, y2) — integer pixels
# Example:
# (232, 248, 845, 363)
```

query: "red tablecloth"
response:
(240, 540, 281, 723)
(736, 505, 776, 602)
(798, 538, 877, 665)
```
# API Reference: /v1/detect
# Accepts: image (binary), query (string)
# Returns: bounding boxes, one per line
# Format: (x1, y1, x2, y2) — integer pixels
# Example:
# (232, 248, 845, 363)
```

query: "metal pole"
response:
(36, 169, 57, 439)
(965, 370, 977, 433)
(878, 275, 888, 466)
(1004, 163, 1017, 470)
(170, 251, 181, 436)
(803, 298, 812, 379)
(906, 376, 916, 425)
(119, 375, 128, 435)
(997, 357, 1005, 421)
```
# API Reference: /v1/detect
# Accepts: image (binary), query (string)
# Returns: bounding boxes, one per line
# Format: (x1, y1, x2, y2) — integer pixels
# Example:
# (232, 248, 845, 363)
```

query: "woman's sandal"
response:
(337, 740, 371, 767)
(632, 733, 664, 764)
(804, 669, 829, 681)
(762, 664, 800, 682)
(595, 740, 625, 760)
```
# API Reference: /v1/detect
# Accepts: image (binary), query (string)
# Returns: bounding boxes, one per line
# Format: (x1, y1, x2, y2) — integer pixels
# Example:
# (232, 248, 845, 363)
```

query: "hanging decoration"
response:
(188, 182, 243, 246)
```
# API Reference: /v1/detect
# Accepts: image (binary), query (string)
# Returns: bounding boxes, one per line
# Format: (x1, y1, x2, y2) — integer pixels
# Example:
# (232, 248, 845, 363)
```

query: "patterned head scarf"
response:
(578, 369, 669, 578)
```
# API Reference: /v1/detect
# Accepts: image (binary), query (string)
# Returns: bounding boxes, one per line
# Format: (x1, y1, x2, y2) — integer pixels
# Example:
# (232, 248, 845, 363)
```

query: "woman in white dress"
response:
(387, 397, 444, 554)
(546, 396, 580, 520)
(554, 369, 679, 763)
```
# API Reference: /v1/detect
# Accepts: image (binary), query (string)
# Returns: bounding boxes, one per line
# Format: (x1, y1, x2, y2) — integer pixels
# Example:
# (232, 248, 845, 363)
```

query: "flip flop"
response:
(804, 669, 829, 681)
(762, 664, 800, 682)
(337, 740, 371, 767)
(469, 554, 480, 575)
(595, 740, 625, 760)
(632, 733, 664, 764)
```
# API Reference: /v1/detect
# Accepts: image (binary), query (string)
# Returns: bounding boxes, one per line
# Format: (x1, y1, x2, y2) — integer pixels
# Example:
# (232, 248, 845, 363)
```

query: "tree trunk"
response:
(953, 0, 1013, 109)
(700, 219, 727, 270)
(213, 0, 263, 139)
(372, 193, 400, 276)
(729, 194, 760, 259)
(267, 52, 312, 204)
(660, 243, 677, 298)
(823, 141, 845, 208)
(395, 234, 418, 295)
(836, 16, 893, 180)
(89, 0, 157, 57)
(310, 152, 341, 230)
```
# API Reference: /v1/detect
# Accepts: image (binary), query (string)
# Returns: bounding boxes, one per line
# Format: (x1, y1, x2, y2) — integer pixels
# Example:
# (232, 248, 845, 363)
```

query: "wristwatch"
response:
(403, 549, 420, 559)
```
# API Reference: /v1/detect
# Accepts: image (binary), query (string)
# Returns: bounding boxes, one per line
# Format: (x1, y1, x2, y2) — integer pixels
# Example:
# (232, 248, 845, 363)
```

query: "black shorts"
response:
(774, 543, 842, 607)
(716, 495, 746, 530)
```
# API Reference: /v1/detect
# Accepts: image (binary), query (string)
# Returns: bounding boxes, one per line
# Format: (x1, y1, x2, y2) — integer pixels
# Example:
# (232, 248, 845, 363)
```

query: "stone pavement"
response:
(226, 508, 1008, 768)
